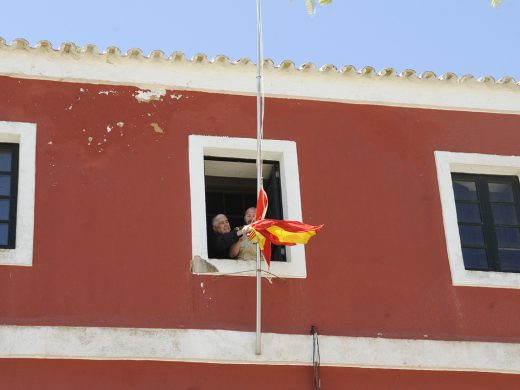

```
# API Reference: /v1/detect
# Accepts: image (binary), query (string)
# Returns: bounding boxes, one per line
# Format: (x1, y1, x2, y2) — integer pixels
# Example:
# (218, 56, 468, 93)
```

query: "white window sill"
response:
(191, 244, 307, 278)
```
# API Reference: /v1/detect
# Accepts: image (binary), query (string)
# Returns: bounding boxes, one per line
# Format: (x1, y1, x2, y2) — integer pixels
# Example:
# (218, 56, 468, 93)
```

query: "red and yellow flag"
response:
(247, 186, 323, 267)
(255, 186, 268, 221)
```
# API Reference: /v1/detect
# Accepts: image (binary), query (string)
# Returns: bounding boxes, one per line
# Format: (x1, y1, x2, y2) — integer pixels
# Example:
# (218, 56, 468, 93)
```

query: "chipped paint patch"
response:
(47, 141, 53, 145)
(106, 125, 112, 133)
(170, 93, 183, 100)
(134, 88, 166, 103)
(190, 256, 219, 273)
(98, 90, 117, 95)
(151, 123, 164, 134)
(87, 136, 93, 145)
(116, 122, 124, 128)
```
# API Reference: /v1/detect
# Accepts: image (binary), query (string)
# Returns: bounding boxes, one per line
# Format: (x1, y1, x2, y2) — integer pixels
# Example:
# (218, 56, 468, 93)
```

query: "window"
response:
(435, 151, 520, 288)
(0, 143, 19, 248)
(0, 121, 36, 266)
(189, 135, 306, 278)
(453, 173, 520, 272)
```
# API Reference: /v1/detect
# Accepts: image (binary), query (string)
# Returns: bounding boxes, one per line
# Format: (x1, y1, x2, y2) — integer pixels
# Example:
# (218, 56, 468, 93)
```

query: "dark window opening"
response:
(0, 143, 19, 249)
(205, 156, 286, 261)
(452, 173, 520, 273)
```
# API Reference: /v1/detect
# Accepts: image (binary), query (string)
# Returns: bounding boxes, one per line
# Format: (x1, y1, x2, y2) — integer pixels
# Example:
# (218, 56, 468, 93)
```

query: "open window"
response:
(204, 157, 286, 261)
(189, 135, 307, 278)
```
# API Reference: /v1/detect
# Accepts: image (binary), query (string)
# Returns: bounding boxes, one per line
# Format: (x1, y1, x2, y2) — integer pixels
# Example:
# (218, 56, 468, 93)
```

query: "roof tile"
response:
(0, 36, 518, 89)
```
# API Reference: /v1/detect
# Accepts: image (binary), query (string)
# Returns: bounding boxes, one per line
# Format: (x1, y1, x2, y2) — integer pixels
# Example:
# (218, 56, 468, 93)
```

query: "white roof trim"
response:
(1, 37, 520, 114)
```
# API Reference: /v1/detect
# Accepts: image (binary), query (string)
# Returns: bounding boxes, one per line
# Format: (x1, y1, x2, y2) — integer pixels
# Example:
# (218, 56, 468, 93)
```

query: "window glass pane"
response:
(0, 175, 10, 196)
(456, 203, 481, 223)
(0, 199, 9, 220)
(499, 250, 520, 272)
(0, 150, 12, 171)
(489, 182, 514, 202)
(459, 225, 485, 246)
(0, 223, 8, 246)
(462, 248, 489, 270)
(496, 227, 520, 249)
(453, 181, 478, 201)
(492, 204, 519, 225)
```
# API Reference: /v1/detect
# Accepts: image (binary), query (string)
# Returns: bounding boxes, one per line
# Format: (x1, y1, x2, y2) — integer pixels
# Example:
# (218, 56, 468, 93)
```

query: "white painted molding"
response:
(435, 150, 520, 288)
(1, 325, 520, 374)
(0, 121, 36, 266)
(189, 135, 306, 278)
(0, 48, 519, 114)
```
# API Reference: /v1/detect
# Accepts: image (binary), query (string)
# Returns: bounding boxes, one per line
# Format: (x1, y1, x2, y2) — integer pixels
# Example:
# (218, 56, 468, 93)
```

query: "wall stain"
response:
(151, 123, 164, 134)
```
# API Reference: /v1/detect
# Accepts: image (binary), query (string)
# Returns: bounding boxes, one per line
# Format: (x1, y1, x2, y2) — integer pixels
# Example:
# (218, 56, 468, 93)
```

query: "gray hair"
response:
(212, 214, 226, 227)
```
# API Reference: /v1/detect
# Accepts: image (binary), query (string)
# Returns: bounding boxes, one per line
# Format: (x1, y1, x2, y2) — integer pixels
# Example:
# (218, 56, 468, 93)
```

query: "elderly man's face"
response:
(213, 214, 231, 234)
(244, 207, 256, 225)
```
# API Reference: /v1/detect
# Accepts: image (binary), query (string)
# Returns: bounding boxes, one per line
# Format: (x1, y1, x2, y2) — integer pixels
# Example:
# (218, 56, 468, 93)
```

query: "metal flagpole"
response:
(255, 0, 264, 355)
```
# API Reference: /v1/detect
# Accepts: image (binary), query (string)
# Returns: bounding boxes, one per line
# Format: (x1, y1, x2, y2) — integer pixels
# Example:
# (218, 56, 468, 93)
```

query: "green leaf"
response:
(305, 0, 316, 15)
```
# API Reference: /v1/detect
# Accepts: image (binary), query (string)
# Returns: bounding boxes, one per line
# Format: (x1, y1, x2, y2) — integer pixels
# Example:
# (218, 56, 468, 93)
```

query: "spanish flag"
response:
(247, 186, 323, 266)
(255, 186, 268, 221)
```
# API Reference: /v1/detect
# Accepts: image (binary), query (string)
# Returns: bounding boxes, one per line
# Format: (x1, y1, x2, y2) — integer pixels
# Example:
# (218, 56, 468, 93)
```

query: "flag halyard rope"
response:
(255, 0, 265, 356)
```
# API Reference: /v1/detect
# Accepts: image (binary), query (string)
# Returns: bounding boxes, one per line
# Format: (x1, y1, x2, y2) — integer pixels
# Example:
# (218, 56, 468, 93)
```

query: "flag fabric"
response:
(247, 227, 271, 264)
(247, 186, 323, 267)
(255, 186, 268, 221)
(251, 219, 323, 246)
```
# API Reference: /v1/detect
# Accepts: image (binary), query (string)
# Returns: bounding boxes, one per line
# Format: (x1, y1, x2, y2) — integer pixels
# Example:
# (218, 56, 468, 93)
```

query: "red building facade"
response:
(1, 38, 520, 388)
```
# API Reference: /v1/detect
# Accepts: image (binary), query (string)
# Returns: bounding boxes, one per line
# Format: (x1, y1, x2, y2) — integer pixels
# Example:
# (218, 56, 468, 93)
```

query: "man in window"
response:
(209, 214, 245, 259)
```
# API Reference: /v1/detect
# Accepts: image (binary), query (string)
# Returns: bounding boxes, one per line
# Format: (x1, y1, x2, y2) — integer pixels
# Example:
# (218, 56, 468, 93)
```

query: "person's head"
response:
(212, 214, 231, 234)
(244, 207, 256, 225)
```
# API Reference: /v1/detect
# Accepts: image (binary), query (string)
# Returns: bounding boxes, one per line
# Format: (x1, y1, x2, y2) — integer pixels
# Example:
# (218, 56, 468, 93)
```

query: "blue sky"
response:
(1, 0, 519, 79)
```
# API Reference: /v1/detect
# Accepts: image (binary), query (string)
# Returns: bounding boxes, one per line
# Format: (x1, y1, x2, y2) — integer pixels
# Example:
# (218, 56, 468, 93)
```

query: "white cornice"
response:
(2, 325, 520, 374)
(1, 37, 520, 114)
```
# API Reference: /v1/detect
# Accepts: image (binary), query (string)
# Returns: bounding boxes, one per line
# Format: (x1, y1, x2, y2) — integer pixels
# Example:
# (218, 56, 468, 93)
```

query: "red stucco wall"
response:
(2, 359, 520, 390)
(1, 75, 520, 342)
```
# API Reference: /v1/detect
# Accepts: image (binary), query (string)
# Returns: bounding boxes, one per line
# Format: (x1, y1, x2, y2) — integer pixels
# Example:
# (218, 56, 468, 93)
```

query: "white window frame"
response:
(189, 135, 307, 278)
(435, 150, 520, 289)
(0, 121, 36, 266)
